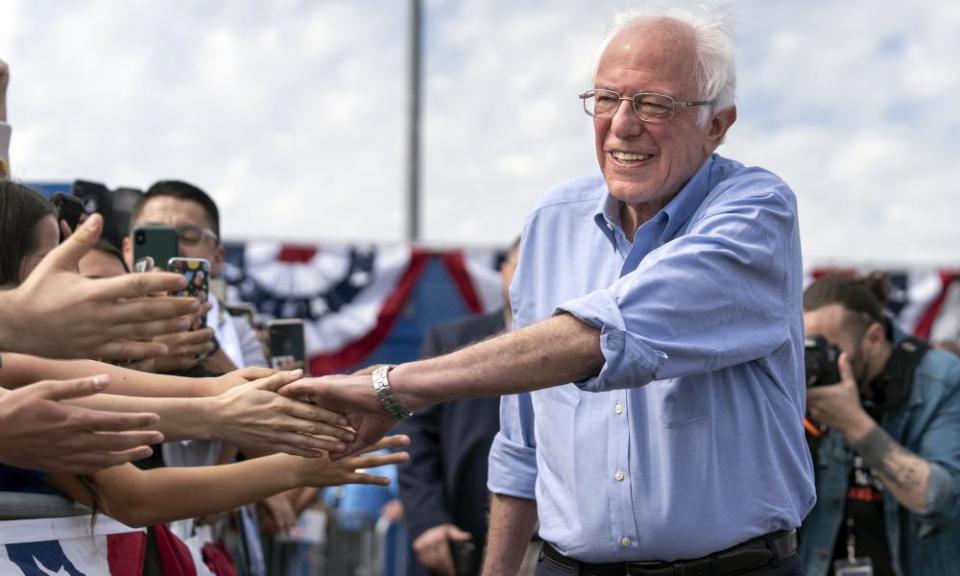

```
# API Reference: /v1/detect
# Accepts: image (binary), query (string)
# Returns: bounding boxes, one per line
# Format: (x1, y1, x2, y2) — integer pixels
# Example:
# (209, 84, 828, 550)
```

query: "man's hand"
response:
(806, 352, 874, 440)
(0, 375, 163, 474)
(413, 524, 473, 576)
(0, 214, 201, 361)
(279, 373, 396, 458)
(209, 370, 357, 456)
(258, 492, 298, 534)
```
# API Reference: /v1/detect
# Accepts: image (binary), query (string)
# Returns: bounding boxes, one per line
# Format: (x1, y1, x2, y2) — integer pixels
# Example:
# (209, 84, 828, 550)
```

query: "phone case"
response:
(132, 225, 179, 272)
(168, 257, 211, 328)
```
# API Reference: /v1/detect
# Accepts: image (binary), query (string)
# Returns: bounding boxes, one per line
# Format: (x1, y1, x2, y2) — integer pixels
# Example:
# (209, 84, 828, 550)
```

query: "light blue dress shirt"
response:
(488, 154, 816, 562)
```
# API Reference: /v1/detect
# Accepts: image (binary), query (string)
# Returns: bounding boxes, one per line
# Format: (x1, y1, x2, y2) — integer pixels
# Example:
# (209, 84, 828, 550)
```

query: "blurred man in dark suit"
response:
(399, 239, 520, 576)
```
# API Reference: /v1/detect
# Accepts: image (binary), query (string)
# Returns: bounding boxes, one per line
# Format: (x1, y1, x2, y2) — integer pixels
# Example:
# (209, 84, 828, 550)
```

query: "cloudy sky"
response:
(2, 0, 958, 266)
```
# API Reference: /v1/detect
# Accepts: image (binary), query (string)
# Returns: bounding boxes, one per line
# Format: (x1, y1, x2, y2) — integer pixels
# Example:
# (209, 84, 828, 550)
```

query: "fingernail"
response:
(177, 318, 191, 331)
(91, 374, 110, 389)
(85, 215, 102, 232)
(288, 369, 303, 378)
(339, 418, 351, 427)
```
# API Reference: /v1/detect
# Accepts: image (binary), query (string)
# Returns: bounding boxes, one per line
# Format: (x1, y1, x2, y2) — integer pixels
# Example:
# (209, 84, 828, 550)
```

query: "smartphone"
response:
(132, 225, 179, 272)
(267, 319, 306, 372)
(168, 257, 210, 328)
(52, 193, 84, 234)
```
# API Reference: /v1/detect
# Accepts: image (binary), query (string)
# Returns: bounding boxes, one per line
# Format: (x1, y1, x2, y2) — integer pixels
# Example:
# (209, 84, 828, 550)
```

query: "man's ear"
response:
(864, 321, 886, 349)
(707, 105, 737, 143)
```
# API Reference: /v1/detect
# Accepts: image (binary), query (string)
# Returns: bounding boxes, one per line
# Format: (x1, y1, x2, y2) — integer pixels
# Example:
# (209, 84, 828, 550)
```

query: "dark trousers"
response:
(535, 552, 803, 576)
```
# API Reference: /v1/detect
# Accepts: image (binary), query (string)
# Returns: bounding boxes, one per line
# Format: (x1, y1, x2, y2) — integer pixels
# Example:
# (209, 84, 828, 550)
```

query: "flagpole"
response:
(406, 0, 423, 242)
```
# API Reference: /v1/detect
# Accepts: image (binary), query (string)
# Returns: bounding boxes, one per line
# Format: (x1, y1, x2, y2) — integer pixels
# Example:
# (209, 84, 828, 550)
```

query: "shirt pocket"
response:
(648, 379, 711, 427)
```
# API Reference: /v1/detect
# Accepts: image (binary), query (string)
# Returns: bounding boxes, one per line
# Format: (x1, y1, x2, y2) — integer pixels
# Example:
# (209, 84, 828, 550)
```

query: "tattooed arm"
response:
(848, 423, 931, 513)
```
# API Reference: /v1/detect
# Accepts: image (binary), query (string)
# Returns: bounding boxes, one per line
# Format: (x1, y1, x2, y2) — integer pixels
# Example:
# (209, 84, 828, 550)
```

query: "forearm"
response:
(0, 354, 221, 397)
(482, 493, 538, 576)
(394, 313, 602, 410)
(65, 394, 214, 442)
(847, 422, 931, 513)
(46, 455, 298, 527)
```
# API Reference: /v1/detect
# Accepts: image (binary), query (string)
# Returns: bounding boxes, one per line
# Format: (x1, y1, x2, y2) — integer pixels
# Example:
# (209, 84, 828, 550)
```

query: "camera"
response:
(804, 335, 841, 387)
(135, 230, 146, 244)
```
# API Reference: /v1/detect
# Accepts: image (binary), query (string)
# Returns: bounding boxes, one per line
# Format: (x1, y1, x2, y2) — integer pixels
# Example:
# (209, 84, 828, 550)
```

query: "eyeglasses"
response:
(578, 88, 714, 123)
(174, 224, 219, 246)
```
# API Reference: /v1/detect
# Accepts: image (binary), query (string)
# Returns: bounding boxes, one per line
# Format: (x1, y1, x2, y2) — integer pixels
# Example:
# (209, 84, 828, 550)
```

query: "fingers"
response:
(267, 433, 347, 457)
(106, 295, 200, 325)
(279, 395, 350, 428)
(59, 219, 74, 241)
(838, 351, 854, 383)
(343, 472, 392, 486)
(364, 434, 411, 453)
(277, 380, 315, 399)
(345, 450, 410, 470)
(99, 272, 190, 302)
(254, 370, 304, 393)
(95, 340, 171, 362)
(38, 213, 103, 274)
(33, 374, 112, 401)
(236, 366, 278, 381)
(57, 445, 156, 475)
(74, 429, 165, 452)
(448, 525, 473, 541)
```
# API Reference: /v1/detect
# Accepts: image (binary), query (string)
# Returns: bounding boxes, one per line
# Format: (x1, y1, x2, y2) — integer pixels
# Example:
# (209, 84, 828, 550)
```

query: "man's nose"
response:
(610, 98, 645, 139)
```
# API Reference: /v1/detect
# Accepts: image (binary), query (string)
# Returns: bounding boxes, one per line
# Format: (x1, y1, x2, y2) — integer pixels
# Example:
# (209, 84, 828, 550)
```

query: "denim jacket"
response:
(800, 330, 960, 576)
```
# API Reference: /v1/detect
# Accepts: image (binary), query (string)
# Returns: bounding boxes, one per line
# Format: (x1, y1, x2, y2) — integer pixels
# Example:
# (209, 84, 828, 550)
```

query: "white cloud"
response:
(2, 0, 959, 265)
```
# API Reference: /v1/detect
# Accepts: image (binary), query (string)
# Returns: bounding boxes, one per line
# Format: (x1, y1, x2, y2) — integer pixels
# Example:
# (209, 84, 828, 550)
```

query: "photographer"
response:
(800, 273, 960, 575)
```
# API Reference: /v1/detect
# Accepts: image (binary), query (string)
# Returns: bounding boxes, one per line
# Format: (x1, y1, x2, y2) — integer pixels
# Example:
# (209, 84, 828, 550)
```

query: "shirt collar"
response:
(593, 154, 718, 242)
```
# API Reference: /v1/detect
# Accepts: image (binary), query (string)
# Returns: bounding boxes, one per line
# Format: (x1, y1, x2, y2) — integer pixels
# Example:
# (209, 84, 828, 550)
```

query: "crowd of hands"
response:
(0, 210, 408, 521)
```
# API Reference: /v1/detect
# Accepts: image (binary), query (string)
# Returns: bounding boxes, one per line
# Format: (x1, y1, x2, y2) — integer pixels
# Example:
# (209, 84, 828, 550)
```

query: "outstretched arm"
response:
(281, 313, 602, 454)
(45, 435, 410, 528)
(65, 370, 355, 455)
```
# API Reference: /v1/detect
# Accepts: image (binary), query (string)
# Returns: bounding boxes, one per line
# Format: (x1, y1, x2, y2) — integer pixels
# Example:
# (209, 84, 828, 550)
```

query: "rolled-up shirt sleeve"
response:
(487, 391, 537, 500)
(559, 183, 797, 392)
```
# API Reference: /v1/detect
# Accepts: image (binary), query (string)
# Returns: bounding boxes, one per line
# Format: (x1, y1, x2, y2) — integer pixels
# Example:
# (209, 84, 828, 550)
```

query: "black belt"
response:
(541, 529, 798, 576)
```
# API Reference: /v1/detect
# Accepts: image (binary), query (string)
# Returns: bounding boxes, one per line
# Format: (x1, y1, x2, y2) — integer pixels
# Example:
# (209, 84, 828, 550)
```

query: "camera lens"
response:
(135, 231, 145, 243)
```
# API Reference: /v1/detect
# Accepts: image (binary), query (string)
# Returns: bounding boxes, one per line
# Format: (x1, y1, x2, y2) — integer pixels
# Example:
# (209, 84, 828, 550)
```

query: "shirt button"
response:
(614, 470, 625, 482)
(620, 537, 631, 547)
(614, 403, 623, 414)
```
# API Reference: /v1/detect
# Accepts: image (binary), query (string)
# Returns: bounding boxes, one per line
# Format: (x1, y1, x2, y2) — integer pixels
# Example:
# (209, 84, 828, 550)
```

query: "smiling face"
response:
(594, 19, 734, 225)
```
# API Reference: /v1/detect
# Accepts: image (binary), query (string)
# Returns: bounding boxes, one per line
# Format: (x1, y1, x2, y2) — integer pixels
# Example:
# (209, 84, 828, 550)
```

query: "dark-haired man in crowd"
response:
(123, 179, 267, 376)
(800, 274, 960, 576)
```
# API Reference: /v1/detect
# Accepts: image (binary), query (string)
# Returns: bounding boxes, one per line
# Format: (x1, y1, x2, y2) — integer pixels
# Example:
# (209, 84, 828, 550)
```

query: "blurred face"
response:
(123, 196, 223, 275)
(594, 19, 734, 221)
(79, 249, 128, 279)
(18, 215, 60, 283)
(500, 243, 520, 309)
(803, 304, 880, 388)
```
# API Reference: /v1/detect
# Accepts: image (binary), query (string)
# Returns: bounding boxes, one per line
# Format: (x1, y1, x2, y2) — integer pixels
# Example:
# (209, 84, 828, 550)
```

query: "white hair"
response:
(593, 2, 737, 126)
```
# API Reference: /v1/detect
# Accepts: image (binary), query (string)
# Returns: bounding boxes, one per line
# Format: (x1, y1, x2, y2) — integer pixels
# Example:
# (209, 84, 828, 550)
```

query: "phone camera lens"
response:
(135, 232, 145, 243)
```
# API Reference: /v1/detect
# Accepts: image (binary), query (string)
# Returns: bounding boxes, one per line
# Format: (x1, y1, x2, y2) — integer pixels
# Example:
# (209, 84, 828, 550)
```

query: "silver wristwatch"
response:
(371, 365, 412, 421)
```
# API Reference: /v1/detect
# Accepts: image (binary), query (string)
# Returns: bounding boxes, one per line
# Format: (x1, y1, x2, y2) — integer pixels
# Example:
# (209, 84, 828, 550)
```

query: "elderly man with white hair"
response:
(286, 3, 815, 575)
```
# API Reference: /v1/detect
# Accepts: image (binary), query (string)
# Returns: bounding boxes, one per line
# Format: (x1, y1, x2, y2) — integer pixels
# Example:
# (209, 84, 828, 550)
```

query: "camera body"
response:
(804, 335, 842, 388)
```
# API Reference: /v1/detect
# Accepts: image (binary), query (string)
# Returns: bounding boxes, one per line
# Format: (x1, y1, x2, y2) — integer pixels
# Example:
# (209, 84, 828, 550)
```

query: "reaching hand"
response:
(279, 373, 398, 459)
(0, 375, 163, 474)
(210, 369, 357, 456)
(129, 325, 216, 373)
(291, 434, 410, 487)
(1, 214, 201, 361)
